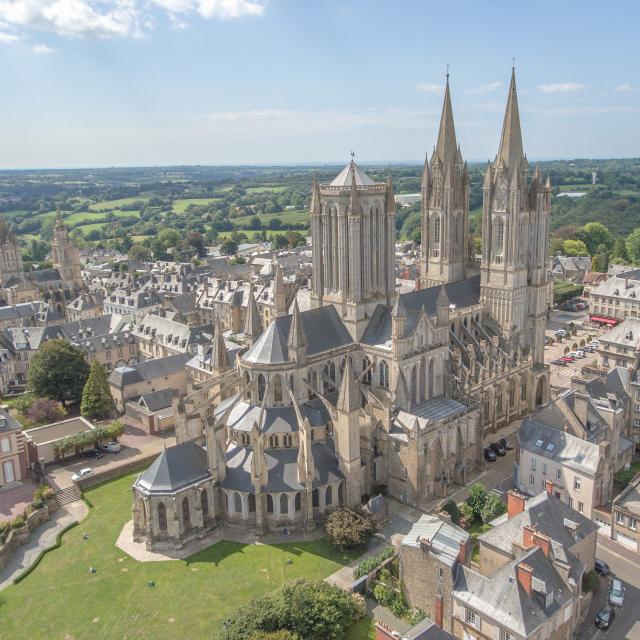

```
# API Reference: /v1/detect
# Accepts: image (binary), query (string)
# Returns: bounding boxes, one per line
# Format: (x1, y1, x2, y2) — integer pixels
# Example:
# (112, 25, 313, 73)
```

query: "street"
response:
(581, 540, 640, 640)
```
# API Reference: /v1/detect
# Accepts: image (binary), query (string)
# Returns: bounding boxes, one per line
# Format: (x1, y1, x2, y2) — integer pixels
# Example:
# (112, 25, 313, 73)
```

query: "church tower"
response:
(310, 158, 396, 340)
(420, 74, 469, 288)
(480, 69, 551, 363)
(0, 217, 24, 287)
(51, 211, 82, 290)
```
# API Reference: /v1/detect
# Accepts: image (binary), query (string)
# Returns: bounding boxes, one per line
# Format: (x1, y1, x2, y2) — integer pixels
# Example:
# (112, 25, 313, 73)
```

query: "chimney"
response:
(434, 594, 444, 629)
(458, 537, 470, 564)
(507, 490, 526, 518)
(545, 480, 554, 496)
(517, 562, 534, 596)
(522, 525, 551, 558)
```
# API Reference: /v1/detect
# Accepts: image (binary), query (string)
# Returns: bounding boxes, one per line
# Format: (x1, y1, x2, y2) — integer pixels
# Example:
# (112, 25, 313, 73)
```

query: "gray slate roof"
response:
(137, 388, 175, 412)
(109, 352, 191, 387)
(0, 408, 22, 434)
(135, 442, 211, 494)
(402, 514, 469, 568)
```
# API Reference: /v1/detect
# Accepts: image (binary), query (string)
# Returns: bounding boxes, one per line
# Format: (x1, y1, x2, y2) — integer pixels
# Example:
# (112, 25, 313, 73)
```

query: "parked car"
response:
(608, 579, 625, 607)
(595, 606, 615, 630)
(83, 449, 103, 460)
(484, 447, 497, 462)
(102, 441, 122, 453)
(555, 329, 567, 337)
(499, 438, 514, 450)
(489, 442, 506, 456)
(71, 467, 93, 482)
(595, 559, 610, 576)
(560, 356, 574, 362)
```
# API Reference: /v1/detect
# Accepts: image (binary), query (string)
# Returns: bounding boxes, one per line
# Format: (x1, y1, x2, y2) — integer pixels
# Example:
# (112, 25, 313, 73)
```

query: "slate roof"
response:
(0, 408, 22, 434)
(402, 514, 469, 568)
(403, 619, 455, 640)
(109, 352, 191, 387)
(137, 388, 175, 412)
(328, 161, 377, 187)
(455, 547, 574, 637)
(361, 276, 481, 347)
(243, 305, 353, 364)
(27, 268, 62, 283)
(135, 441, 211, 494)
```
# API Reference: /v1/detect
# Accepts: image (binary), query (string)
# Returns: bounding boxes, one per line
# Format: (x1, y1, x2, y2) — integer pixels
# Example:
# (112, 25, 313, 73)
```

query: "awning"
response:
(589, 315, 618, 326)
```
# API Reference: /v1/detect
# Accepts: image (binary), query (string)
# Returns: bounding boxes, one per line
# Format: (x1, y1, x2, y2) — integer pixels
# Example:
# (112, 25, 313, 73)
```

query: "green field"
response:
(171, 198, 220, 213)
(233, 209, 309, 228)
(346, 617, 376, 639)
(0, 472, 361, 640)
(88, 196, 151, 211)
(246, 186, 287, 194)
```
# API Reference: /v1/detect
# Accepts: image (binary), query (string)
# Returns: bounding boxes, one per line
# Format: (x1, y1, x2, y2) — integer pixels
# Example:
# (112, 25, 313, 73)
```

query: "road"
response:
(581, 542, 640, 640)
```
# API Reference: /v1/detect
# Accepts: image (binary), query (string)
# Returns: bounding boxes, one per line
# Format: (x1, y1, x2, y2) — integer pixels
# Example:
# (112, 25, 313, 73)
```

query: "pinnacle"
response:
(244, 281, 262, 337)
(288, 298, 307, 350)
(435, 74, 458, 166)
(337, 357, 361, 413)
(497, 68, 524, 170)
(212, 314, 229, 370)
(436, 285, 450, 307)
(392, 294, 406, 318)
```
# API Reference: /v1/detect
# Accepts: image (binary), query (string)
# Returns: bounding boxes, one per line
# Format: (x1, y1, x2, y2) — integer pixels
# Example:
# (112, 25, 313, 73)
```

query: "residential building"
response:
(611, 473, 640, 553)
(0, 408, 28, 488)
(550, 255, 592, 283)
(597, 317, 640, 370)
(589, 268, 640, 321)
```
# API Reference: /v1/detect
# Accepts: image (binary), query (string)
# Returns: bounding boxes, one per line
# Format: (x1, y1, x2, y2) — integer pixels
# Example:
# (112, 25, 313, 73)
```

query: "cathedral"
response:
(132, 69, 552, 550)
(0, 211, 82, 308)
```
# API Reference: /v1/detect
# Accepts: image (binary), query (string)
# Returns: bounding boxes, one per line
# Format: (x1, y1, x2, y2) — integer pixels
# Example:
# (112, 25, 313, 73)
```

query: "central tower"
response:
(310, 159, 396, 340)
(420, 74, 469, 288)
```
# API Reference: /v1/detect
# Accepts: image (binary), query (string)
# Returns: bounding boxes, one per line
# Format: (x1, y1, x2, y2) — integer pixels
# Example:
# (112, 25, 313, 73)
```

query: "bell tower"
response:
(51, 210, 82, 289)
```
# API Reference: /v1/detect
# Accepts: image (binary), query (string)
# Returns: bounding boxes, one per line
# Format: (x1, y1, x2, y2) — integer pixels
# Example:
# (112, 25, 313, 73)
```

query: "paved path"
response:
(0, 500, 88, 590)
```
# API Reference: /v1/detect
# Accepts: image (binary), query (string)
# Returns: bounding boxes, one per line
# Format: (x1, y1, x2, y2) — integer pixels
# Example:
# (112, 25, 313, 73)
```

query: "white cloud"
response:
(614, 83, 631, 92)
(537, 83, 585, 94)
(32, 41, 54, 52)
(0, 30, 18, 41)
(417, 82, 443, 95)
(466, 81, 502, 94)
(0, 0, 264, 39)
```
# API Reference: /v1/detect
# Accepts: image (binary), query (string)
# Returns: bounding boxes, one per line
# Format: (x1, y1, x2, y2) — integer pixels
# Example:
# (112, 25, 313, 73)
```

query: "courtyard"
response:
(0, 472, 366, 640)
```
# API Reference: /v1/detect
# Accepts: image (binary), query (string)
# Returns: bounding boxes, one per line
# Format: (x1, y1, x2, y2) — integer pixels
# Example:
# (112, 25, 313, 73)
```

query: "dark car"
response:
(484, 447, 497, 462)
(499, 438, 514, 451)
(595, 606, 615, 630)
(83, 449, 103, 460)
(595, 559, 610, 576)
(490, 442, 506, 456)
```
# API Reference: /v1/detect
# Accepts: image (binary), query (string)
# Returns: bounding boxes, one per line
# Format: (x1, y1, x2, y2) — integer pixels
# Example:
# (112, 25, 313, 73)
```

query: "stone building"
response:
(132, 69, 551, 550)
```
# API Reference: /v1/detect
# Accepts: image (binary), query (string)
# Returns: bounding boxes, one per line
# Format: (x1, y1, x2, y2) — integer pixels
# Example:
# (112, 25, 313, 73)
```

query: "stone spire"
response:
(420, 153, 431, 189)
(211, 314, 229, 372)
(436, 285, 450, 326)
(436, 73, 458, 165)
(310, 171, 321, 215)
(287, 298, 307, 362)
(497, 68, 524, 170)
(274, 262, 287, 317)
(337, 357, 360, 414)
(385, 175, 395, 213)
(244, 281, 262, 344)
(55, 207, 65, 230)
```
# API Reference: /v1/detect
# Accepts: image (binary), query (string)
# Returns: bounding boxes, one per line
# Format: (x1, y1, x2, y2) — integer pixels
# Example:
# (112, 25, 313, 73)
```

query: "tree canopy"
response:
(81, 361, 116, 420)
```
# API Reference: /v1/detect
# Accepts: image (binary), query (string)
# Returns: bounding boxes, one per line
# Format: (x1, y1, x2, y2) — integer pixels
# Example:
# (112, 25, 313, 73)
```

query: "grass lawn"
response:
(233, 209, 309, 228)
(346, 617, 376, 639)
(88, 196, 150, 211)
(172, 198, 220, 213)
(468, 520, 492, 564)
(245, 186, 287, 193)
(0, 472, 360, 640)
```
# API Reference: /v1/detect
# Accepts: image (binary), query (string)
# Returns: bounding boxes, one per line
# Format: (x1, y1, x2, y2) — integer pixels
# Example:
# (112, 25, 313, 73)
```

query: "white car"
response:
(71, 468, 93, 482)
(102, 441, 121, 453)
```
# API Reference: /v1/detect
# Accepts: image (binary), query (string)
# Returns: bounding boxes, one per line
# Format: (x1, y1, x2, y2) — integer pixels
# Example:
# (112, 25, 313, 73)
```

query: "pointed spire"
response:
(436, 285, 450, 308)
(393, 368, 409, 408)
(311, 171, 321, 215)
(392, 294, 406, 318)
(385, 174, 395, 213)
(349, 160, 358, 213)
(421, 153, 431, 190)
(545, 172, 552, 190)
(483, 161, 493, 189)
(274, 262, 287, 317)
(287, 298, 307, 359)
(55, 207, 65, 231)
(337, 357, 361, 413)
(212, 314, 229, 371)
(497, 67, 524, 170)
(435, 73, 458, 165)
(244, 281, 262, 341)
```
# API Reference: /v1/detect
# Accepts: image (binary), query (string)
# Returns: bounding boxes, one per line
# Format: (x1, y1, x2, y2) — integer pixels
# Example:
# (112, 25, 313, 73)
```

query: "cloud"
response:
(614, 83, 631, 92)
(32, 41, 54, 52)
(417, 82, 443, 95)
(537, 83, 585, 94)
(0, 30, 17, 40)
(466, 81, 502, 94)
(0, 0, 264, 39)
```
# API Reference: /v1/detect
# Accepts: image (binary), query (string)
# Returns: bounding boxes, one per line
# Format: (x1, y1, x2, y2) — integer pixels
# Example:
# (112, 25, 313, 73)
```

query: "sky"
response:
(0, 0, 638, 169)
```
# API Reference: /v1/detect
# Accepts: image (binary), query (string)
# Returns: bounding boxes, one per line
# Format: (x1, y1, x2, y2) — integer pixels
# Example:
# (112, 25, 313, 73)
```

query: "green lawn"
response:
(0, 473, 359, 640)
(346, 617, 376, 639)
(246, 186, 287, 193)
(88, 196, 150, 211)
(172, 198, 220, 213)
(233, 209, 309, 228)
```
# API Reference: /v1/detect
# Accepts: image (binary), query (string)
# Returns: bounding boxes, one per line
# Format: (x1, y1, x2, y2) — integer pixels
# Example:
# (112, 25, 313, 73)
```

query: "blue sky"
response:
(0, 0, 638, 168)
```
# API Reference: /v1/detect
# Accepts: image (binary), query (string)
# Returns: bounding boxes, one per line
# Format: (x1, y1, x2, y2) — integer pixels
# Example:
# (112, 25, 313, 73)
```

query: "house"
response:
(125, 388, 176, 435)
(24, 416, 96, 465)
(611, 473, 640, 553)
(597, 317, 640, 370)
(66, 292, 105, 321)
(108, 352, 191, 412)
(0, 408, 29, 488)
(551, 255, 592, 283)
(590, 268, 640, 321)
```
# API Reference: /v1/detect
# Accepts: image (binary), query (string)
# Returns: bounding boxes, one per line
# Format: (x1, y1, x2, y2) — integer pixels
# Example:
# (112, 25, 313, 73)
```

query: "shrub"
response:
(25, 397, 66, 425)
(325, 507, 377, 549)
(353, 546, 395, 579)
(11, 515, 25, 529)
(582, 570, 600, 593)
(407, 609, 427, 626)
(250, 633, 301, 640)
(441, 499, 461, 525)
(466, 483, 488, 520)
(481, 493, 507, 524)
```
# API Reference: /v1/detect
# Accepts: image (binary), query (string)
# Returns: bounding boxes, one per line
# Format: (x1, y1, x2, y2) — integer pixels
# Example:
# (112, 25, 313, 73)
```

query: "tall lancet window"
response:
(434, 215, 441, 244)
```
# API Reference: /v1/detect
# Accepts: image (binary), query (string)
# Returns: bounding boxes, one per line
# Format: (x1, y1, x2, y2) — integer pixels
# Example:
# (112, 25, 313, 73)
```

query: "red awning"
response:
(589, 315, 618, 326)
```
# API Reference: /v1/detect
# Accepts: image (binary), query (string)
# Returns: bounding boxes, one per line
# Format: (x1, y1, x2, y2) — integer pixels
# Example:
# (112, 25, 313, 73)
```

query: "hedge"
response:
(353, 546, 395, 579)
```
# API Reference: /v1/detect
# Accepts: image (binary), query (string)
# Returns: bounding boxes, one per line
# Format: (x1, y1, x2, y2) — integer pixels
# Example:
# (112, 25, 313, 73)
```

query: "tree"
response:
(480, 493, 507, 524)
(465, 483, 488, 521)
(25, 398, 66, 424)
(578, 222, 613, 255)
(325, 508, 377, 549)
(562, 239, 589, 257)
(128, 244, 152, 262)
(441, 499, 461, 525)
(28, 339, 90, 404)
(81, 361, 116, 420)
(272, 234, 288, 250)
(221, 238, 238, 256)
(611, 237, 630, 264)
(591, 247, 609, 273)
(626, 229, 640, 265)
(250, 632, 301, 640)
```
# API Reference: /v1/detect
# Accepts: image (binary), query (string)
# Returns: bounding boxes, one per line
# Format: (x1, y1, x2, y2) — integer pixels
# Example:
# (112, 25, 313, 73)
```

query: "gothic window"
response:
(233, 492, 242, 514)
(497, 219, 505, 251)
(311, 370, 318, 391)
(379, 360, 389, 388)
(248, 494, 256, 513)
(266, 494, 274, 513)
(509, 381, 516, 406)
(280, 493, 289, 515)
(157, 502, 167, 531)
(428, 359, 435, 399)
(273, 374, 283, 403)
(419, 359, 426, 403)
(363, 357, 372, 384)
(182, 497, 191, 530)
(325, 485, 333, 506)
(201, 490, 209, 518)
(284, 434, 292, 448)
(257, 374, 266, 402)
(410, 366, 418, 406)
(329, 362, 336, 382)
(295, 492, 302, 511)
(521, 383, 527, 401)
(269, 435, 278, 448)
(433, 215, 441, 244)
(323, 364, 330, 393)
(289, 375, 294, 395)
(312, 488, 319, 508)
(497, 393, 503, 415)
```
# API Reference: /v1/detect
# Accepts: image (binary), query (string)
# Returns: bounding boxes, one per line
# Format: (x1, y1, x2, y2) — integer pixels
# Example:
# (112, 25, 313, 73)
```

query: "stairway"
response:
(55, 485, 83, 506)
